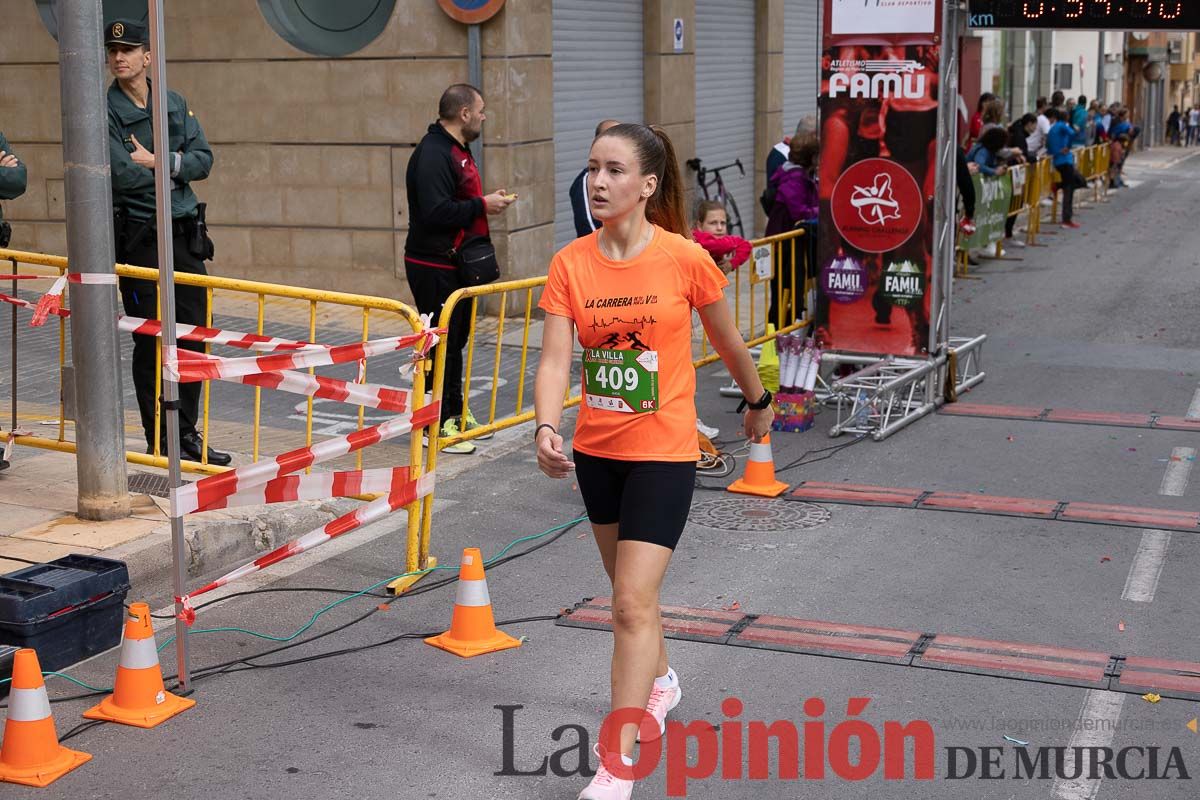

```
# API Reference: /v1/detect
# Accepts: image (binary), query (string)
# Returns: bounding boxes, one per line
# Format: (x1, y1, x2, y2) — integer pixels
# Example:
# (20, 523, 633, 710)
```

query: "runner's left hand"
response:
(744, 407, 774, 442)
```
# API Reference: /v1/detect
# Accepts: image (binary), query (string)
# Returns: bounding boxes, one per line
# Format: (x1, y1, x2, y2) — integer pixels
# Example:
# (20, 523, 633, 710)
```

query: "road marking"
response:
(1159, 446, 1196, 497)
(1051, 690, 1126, 800)
(1187, 385, 1200, 420)
(1121, 530, 1171, 603)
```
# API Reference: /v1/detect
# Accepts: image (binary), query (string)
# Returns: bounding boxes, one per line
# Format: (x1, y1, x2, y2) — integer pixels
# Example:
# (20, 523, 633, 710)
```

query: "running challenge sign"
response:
(817, 0, 940, 356)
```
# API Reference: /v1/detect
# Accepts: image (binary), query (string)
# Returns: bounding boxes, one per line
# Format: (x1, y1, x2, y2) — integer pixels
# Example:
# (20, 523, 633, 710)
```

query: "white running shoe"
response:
(639, 681, 682, 742)
(579, 746, 634, 800)
(696, 418, 720, 439)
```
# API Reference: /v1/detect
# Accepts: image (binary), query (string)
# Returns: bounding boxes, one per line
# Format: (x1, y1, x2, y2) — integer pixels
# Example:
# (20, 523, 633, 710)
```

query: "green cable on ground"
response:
(155, 515, 588, 653)
(0, 672, 111, 692)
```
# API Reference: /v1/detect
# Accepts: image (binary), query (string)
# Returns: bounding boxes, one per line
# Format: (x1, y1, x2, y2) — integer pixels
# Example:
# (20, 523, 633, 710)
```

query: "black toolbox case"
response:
(0, 554, 130, 696)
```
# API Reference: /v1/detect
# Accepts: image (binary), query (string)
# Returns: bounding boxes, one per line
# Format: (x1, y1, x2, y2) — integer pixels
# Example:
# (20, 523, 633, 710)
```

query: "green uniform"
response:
(0, 131, 28, 214)
(107, 80, 212, 221)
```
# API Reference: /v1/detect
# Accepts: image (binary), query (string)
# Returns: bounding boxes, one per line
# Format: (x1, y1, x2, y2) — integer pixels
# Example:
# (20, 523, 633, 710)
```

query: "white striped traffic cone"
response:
(727, 433, 790, 497)
(0, 649, 91, 787)
(83, 602, 195, 728)
(425, 548, 522, 658)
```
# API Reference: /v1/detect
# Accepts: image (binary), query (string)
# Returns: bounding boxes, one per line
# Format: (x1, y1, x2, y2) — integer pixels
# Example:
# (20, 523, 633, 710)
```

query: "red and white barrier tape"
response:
(68, 272, 118, 285)
(196, 466, 420, 512)
(215, 362, 412, 412)
(117, 317, 325, 352)
(180, 471, 435, 604)
(30, 275, 67, 326)
(166, 327, 443, 383)
(170, 401, 440, 516)
(0, 273, 116, 284)
(0, 292, 70, 318)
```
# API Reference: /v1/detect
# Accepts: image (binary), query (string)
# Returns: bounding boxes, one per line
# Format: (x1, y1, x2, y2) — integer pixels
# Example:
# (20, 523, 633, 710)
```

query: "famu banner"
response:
(959, 172, 1014, 251)
(816, 0, 941, 357)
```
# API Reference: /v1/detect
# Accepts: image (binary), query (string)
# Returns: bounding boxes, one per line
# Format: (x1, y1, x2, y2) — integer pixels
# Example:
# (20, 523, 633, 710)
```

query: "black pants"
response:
(956, 149, 976, 219)
(405, 261, 468, 423)
(118, 223, 209, 447)
(768, 221, 818, 328)
(1056, 163, 1084, 223)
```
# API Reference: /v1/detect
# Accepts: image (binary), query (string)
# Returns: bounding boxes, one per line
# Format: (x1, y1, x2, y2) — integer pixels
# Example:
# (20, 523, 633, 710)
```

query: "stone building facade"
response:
(0, 0, 817, 303)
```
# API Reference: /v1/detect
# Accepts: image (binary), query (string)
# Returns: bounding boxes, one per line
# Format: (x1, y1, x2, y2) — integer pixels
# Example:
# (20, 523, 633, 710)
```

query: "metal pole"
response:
(1096, 32, 1105, 102)
(468, 23, 484, 180)
(930, 0, 960, 356)
(57, 0, 130, 521)
(147, 0, 190, 690)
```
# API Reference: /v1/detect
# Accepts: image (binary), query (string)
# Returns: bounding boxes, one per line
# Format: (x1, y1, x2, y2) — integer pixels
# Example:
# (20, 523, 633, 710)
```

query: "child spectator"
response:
(965, 127, 1010, 177)
(691, 200, 751, 275)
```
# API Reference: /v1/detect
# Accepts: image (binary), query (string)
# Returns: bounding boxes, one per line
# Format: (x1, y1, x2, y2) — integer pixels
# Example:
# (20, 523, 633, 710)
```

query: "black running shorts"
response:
(572, 449, 697, 550)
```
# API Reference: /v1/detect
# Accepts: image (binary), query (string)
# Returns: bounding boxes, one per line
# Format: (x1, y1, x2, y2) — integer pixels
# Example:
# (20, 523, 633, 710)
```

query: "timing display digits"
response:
(971, 0, 1193, 27)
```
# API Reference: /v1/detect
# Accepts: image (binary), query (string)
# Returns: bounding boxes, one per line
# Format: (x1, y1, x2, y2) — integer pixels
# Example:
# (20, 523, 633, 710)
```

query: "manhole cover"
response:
(128, 471, 176, 499)
(690, 498, 830, 533)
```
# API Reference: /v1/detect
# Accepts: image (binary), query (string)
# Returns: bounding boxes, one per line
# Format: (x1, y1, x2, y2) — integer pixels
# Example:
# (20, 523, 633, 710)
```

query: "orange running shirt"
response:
(540, 225, 729, 462)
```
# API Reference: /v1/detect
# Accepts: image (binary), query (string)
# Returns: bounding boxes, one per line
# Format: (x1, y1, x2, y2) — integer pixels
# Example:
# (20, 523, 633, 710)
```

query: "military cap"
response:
(105, 19, 148, 47)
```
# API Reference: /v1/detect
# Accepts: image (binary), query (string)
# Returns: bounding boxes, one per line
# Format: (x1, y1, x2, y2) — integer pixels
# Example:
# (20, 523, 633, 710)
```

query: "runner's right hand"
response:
(536, 429, 574, 478)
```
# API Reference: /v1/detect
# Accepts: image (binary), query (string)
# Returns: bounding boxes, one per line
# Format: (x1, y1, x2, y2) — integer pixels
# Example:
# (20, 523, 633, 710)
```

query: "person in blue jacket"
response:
(1046, 107, 1084, 229)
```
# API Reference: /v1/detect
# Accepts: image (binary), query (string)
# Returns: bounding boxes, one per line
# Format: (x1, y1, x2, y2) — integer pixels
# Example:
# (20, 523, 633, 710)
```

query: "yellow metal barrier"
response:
(1, 247, 437, 586)
(955, 161, 1040, 276)
(697, 227, 811, 367)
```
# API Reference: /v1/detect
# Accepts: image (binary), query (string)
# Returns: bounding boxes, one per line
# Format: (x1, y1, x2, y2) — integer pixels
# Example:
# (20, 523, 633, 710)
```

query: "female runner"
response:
(534, 123, 774, 799)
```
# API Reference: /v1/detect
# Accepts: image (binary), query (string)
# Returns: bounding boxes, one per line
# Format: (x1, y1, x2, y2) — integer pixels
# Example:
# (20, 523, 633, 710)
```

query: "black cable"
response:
(774, 434, 868, 475)
(164, 519, 585, 683)
(201, 614, 560, 678)
(12, 518, 586, 710)
(59, 719, 106, 743)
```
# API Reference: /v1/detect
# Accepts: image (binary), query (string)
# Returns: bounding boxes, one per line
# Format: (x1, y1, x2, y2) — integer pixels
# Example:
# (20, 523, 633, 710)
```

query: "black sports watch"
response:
(739, 389, 773, 412)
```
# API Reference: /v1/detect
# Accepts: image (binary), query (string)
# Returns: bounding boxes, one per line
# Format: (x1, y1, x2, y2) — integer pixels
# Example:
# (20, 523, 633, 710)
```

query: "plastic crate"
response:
(0, 554, 130, 674)
(0, 644, 15, 698)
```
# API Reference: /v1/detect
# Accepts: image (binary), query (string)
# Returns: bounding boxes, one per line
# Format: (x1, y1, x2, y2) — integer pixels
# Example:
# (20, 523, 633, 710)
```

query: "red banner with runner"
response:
(816, 0, 941, 357)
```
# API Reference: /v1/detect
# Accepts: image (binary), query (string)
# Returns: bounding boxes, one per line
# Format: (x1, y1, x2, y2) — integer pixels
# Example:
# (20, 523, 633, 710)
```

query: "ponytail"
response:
(647, 126, 688, 236)
(596, 123, 689, 236)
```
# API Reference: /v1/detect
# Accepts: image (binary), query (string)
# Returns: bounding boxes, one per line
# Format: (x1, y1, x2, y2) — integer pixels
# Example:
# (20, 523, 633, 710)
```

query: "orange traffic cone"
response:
(83, 602, 195, 728)
(0, 649, 91, 787)
(425, 548, 522, 658)
(727, 433, 790, 497)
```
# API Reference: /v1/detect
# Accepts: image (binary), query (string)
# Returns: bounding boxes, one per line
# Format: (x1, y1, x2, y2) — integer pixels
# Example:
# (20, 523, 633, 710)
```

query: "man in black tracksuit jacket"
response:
(404, 84, 512, 454)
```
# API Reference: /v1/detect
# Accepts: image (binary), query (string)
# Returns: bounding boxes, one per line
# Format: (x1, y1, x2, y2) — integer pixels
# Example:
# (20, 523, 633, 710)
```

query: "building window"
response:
(257, 0, 395, 57)
(1053, 63, 1073, 92)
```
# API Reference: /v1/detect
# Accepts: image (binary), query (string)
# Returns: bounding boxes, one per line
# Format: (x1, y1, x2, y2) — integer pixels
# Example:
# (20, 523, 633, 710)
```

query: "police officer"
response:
(105, 20, 230, 465)
(0, 129, 26, 472)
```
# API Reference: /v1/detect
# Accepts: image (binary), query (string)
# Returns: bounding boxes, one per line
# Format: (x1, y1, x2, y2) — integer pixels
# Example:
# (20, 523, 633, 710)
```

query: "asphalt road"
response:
(9, 147, 1200, 799)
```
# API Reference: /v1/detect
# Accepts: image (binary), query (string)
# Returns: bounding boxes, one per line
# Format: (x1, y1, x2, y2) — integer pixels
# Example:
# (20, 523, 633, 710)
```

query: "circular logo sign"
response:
(821, 254, 867, 304)
(112, 22, 125, 37)
(438, 0, 507, 24)
(879, 260, 926, 308)
(831, 158, 923, 254)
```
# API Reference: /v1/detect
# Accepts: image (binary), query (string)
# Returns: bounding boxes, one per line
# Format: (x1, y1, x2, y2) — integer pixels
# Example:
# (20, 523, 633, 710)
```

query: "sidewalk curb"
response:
(103, 497, 361, 604)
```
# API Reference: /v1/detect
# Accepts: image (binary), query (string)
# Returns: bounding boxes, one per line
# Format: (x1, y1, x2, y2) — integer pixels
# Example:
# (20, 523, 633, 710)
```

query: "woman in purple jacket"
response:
(764, 135, 819, 328)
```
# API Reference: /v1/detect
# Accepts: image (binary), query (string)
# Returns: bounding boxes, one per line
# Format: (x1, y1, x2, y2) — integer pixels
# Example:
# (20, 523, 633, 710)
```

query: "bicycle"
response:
(686, 156, 746, 237)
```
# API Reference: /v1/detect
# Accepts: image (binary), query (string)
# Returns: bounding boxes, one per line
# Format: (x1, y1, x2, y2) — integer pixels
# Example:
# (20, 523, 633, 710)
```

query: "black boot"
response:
(180, 431, 232, 466)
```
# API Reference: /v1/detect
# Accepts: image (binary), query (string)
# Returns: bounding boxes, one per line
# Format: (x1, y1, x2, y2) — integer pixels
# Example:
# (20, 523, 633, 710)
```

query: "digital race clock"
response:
(968, 0, 1199, 29)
